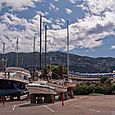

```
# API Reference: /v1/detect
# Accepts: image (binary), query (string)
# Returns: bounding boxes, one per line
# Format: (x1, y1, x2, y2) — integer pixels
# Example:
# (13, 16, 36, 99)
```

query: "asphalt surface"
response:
(0, 95, 115, 115)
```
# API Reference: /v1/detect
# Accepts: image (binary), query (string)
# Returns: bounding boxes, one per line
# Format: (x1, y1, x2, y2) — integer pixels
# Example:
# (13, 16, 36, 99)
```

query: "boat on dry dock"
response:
(47, 80, 67, 94)
(26, 80, 57, 95)
(0, 67, 31, 96)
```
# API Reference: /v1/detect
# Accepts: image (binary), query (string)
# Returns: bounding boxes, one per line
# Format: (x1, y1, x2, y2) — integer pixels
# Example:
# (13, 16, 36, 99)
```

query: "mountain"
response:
(0, 51, 115, 73)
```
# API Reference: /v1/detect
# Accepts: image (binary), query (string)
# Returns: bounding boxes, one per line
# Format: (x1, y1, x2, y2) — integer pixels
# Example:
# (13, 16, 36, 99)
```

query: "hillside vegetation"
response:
(0, 51, 115, 73)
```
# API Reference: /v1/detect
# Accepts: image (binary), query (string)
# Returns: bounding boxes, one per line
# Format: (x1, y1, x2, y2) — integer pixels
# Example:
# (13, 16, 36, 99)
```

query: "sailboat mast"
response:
(33, 36, 35, 66)
(32, 36, 36, 80)
(16, 38, 19, 67)
(2, 42, 5, 71)
(2, 42, 5, 60)
(39, 15, 42, 70)
(45, 25, 47, 69)
(67, 20, 69, 76)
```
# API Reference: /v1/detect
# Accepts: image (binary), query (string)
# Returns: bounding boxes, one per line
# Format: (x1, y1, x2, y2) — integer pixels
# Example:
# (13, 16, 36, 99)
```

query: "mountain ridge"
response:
(0, 51, 115, 73)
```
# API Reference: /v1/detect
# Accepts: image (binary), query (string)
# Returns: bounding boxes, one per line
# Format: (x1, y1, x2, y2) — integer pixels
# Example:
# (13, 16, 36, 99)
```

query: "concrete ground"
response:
(0, 95, 115, 115)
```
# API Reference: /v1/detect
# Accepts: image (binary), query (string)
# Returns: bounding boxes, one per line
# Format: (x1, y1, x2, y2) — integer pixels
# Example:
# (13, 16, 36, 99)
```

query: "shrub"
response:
(74, 83, 114, 95)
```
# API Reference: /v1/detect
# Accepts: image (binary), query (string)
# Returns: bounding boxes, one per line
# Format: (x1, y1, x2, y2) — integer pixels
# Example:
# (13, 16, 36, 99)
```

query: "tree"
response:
(100, 76, 108, 84)
(58, 65, 64, 77)
(47, 64, 66, 79)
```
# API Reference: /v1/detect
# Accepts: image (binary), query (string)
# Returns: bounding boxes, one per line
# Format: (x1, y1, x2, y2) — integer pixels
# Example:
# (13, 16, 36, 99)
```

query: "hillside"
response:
(0, 51, 115, 73)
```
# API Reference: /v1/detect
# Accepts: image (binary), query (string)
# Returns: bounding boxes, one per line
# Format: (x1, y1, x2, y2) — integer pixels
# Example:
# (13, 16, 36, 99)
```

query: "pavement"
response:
(0, 95, 115, 115)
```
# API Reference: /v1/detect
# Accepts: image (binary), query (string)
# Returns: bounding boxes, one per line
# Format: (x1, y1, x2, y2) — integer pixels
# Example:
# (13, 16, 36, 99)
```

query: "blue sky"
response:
(0, 0, 115, 57)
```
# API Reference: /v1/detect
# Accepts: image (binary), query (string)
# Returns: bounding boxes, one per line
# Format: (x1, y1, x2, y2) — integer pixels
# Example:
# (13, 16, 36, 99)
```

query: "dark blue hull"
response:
(0, 79, 28, 96)
(0, 89, 25, 96)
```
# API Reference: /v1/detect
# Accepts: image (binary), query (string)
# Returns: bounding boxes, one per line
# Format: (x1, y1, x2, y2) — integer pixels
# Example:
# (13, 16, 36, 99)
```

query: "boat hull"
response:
(0, 78, 28, 96)
(47, 83, 67, 93)
(27, 86, 57, 95)
(0, 89, 26, 96)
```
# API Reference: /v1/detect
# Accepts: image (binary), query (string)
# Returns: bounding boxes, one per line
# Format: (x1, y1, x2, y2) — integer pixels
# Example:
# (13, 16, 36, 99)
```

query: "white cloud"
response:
(69, 14, 115, 49)
(110, 45, 115, 49)
(60, 18, 65, 23)
(81, 0, 115, 14)
(65, 8, 72, 14)
(0, 0, 42, 11)
(49, 3, 59, 12)
(51, 24, 61, 30)
(55, 7, 59, 12)
(49, 3, 56, 11)
(54, 0, 59, 2)
(48, 0, 115, 50)
(0, 13, 42, 52)
(36, 11, 45, 16)
(69, 0, 76, 4)
(0, 13, 65, 53)
(0, 0, 115, 53)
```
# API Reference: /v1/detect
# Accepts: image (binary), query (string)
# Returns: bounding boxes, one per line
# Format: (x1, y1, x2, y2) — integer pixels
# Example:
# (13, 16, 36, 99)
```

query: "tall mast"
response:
(45, 25, 47, 69)
(33, 36, 36, 65)
(2, 42, 5, 60)
(67, 20, 69, 76)
(16, 38, 19, 67)
(39, 15, 42, 70)
(2, 42, 5, 71)
(32, 36, 36, 80)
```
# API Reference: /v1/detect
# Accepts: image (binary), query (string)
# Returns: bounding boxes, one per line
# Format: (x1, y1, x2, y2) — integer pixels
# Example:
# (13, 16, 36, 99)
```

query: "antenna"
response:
(45, 25, 47, 69)
(67, 20, 69, 76)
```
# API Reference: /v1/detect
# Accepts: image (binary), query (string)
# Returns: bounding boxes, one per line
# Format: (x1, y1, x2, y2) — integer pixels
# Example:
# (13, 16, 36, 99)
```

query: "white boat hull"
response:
(47, 83, 67, 93)
(27, 86, 57, 95)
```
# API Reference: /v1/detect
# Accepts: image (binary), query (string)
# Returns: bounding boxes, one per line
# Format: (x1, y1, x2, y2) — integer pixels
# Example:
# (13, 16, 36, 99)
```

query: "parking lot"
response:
(0, 95, 115, 115)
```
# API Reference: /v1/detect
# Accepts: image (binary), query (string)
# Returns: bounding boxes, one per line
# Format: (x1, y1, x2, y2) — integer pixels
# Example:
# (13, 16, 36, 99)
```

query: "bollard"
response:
(30, 94, 36, 103)
(2, 96, 6, 106)
(61, 93, 64, 106)
(51, 95, 55, 103)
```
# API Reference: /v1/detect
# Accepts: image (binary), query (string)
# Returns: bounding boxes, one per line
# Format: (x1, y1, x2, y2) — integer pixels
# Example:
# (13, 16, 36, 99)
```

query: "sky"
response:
(0, 0, 115, 57)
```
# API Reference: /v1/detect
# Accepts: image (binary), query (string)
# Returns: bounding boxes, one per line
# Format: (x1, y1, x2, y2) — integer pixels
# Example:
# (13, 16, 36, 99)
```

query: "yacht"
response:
(0, 67, 31, 96)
